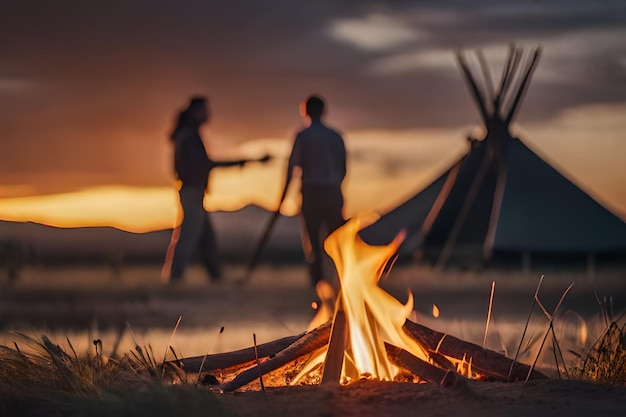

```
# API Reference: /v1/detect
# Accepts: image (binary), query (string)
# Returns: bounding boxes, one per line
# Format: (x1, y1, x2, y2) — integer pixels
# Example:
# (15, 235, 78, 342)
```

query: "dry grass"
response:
(1, 316, 625, 417)
(1, 267, 624, 415)
(570, 319, 626, 386)
(0, 333, 230, 417)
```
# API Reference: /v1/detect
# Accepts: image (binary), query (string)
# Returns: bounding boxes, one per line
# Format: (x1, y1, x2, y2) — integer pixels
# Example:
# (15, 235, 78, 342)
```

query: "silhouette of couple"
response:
(162, 95, 346, 287)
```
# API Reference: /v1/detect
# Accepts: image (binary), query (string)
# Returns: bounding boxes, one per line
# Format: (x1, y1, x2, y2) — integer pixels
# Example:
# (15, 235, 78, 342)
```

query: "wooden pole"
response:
(457, 51, 491, 127)
(238, 208, 282, 285)
(436, 151, 493, 269)
(505, 47, 541, 126)
(320, 295, 347, 384)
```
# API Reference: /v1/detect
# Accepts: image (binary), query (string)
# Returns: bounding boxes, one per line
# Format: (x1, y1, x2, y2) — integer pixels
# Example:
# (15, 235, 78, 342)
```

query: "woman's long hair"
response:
(169, 109, 193, 142)
(169, 97, 206, 141)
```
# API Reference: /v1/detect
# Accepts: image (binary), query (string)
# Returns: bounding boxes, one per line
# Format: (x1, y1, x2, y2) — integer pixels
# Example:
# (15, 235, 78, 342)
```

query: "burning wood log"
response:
(320, 295, 347, 385)
(170, 318, 546, 389)
(403, 319, 547, 381)
(385, 343, 460, 388)
(169, 318, 546, 389)
(221, 321, 331, 392)
(166, 332, 303, 374)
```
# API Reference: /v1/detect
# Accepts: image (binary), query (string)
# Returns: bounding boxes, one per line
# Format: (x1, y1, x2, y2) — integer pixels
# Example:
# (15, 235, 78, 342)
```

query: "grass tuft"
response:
(0, 332, 158, 398)
(570, 320, 626, 386)
(0, 333, 230, 417)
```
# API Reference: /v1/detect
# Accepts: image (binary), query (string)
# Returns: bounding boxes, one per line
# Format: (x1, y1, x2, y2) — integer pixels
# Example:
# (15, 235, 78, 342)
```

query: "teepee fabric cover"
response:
(360, 45, 626, 265)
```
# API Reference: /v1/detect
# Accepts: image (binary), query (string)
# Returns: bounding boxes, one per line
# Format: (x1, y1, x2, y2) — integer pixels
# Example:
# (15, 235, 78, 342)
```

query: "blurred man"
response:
(280, 95, 347, 287)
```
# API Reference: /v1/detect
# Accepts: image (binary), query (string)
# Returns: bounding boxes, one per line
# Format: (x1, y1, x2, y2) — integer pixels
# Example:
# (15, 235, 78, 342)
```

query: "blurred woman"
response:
(162, 96, 268, 284)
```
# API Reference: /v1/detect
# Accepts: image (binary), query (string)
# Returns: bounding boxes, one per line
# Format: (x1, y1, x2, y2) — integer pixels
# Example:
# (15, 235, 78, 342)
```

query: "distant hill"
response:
(0, 205, 303, 265)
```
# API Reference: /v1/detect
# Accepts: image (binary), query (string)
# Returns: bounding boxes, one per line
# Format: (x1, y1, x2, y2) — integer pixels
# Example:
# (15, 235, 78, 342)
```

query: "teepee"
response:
(361, 44, 626, 268)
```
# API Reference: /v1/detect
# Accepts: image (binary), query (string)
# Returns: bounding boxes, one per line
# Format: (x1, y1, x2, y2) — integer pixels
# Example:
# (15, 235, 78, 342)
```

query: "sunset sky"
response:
(1, 1, 625, 232)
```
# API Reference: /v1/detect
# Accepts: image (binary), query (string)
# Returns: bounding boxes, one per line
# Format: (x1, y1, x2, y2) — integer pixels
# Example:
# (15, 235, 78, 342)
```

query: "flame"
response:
(291, 213, 484, 385)
(295, 213, 431, 384)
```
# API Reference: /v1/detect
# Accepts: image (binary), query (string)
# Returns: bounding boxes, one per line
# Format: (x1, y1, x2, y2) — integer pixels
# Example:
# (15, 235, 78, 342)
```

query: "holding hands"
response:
(238, 153, 272, 168)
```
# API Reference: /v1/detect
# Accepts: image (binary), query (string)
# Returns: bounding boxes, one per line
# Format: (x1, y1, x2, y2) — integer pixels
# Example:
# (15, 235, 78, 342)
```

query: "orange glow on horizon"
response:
(0, 186, 179, 233)
(1, 112, 626, 233)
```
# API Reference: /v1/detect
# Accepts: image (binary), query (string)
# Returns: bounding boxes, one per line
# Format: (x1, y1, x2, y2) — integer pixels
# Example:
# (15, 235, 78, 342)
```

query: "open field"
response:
(1, 263, 624, 366)
(1, 263, 625, 416)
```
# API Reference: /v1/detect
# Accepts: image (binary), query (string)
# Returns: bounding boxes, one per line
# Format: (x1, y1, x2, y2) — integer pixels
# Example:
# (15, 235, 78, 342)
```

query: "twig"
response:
(483, 281, 496, 348)
(550, 324, 569, 379)
(253, 333, 265, 391)
(550, 324, 561, 378)
(197, 326, 225, 382)
(162, 316, 183, 379)
(527, 327, 551, 381)
(525, 283, 574, 381)
(508, 275, 543, 381)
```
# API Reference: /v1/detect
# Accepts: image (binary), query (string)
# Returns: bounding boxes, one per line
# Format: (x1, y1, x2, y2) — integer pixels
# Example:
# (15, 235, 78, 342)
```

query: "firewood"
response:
(403, 319, 547, 381)
(221, 321, 332, 392)
(252, 333, 265, 391)
(385, 343, 460, 388)
(166, 333, 302, 374)
(170, 319, 546, 385)
(321, 296, 347, 385)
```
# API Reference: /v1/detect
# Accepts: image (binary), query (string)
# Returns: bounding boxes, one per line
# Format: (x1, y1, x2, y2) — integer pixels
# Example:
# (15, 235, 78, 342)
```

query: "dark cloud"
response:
(0, 0, 624, 191)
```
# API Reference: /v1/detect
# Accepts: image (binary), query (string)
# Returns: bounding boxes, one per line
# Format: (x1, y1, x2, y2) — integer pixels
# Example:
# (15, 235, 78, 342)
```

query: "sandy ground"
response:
(214, 379, 626, 417)
(1, 263, 625, 416)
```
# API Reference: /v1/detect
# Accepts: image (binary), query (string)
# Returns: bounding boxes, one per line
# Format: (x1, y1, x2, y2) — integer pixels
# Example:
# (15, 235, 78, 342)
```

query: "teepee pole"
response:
(436, 151, 494, 269)
(495, 45, 521, 113)
(505, 47, 541, 126)
(484, 156, 509, 260)
(477, 50, 495, 111)
(457, 51, 490, 127)
(420, 157, 465, 241)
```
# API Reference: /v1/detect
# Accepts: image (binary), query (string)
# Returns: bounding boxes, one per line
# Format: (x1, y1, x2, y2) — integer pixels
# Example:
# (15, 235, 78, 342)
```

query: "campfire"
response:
(168, 215, 547, 390)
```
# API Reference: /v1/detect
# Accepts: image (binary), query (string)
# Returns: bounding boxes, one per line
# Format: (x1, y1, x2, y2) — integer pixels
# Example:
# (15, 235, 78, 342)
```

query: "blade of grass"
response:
(161, 316, 183, 380)
(196, 326, 225, 383)
(508, 275, 543, 381)
(483, 281, 496, 349)
(525, 282, 574, 381)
